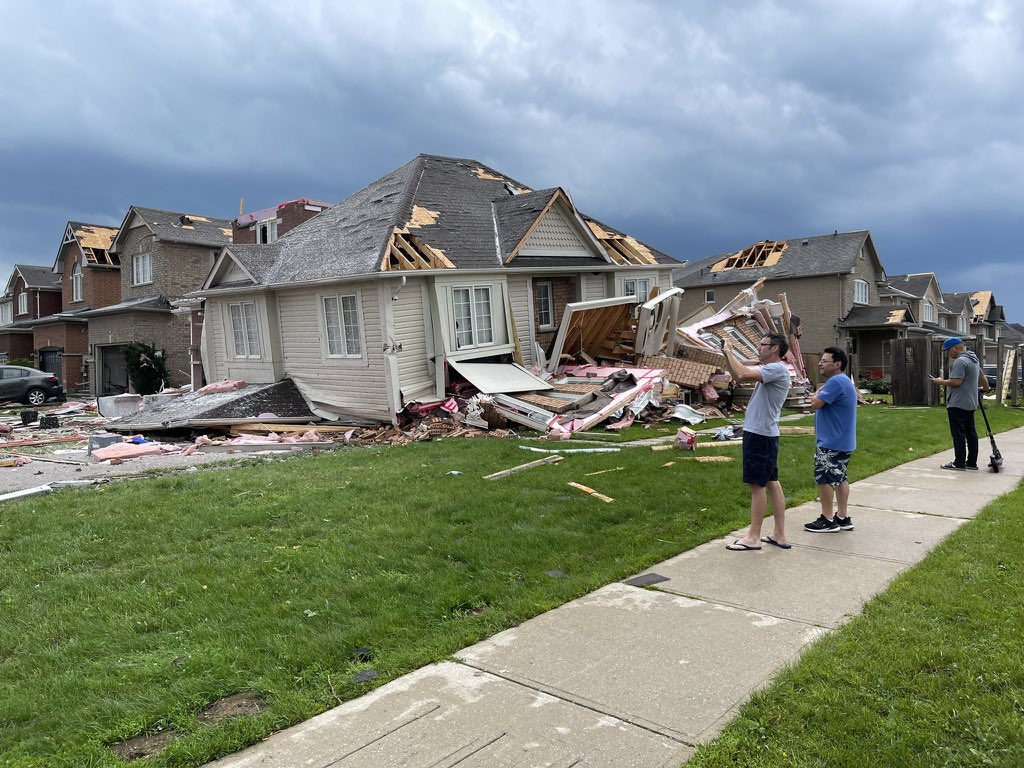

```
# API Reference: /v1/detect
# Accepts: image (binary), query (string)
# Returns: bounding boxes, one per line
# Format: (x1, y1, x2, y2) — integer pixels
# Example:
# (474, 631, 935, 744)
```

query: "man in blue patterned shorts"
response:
(804, 347, 858, 532)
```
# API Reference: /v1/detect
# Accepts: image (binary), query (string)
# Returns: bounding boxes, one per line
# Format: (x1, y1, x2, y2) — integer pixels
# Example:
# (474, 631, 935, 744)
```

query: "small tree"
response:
(7, 358, 34, 368)
(123, 342, 170, 395)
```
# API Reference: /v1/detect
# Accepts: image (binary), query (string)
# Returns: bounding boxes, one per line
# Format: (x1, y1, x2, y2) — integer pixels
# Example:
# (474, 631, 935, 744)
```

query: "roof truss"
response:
(711, 240, 788, 272)
(381, 229, 455, 271)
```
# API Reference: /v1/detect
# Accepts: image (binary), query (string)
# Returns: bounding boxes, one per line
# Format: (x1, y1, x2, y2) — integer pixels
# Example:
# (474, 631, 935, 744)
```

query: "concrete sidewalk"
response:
(208, 428, 1024, 768)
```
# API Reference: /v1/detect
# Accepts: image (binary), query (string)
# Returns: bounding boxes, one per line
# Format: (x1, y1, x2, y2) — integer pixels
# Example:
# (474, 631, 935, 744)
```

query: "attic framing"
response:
(381, 229, 455, 271)
(712, 240, 788, 272)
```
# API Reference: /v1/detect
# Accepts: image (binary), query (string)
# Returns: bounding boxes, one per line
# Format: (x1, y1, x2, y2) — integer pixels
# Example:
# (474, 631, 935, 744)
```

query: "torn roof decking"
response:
(106, 379, 317, 432)
(545, 296, 639, 373)
(215, 155, 677, 289)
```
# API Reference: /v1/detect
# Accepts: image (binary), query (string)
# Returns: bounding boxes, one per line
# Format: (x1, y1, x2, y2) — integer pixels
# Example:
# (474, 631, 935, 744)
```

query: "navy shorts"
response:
(814, 446, 852, 486)
(742, 431, 779, 487)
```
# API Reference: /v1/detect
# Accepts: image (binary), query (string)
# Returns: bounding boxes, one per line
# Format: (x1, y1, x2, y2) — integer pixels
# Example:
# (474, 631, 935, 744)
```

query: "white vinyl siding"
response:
(277, 286, 390, 421)
(519, 205, 593, 257)
(323, 294, 363, 357)
(229, 301, 261, 357)
(391, 279, 435, 401)
(507, 275, 534, 367)
(583, 274, 606, 301)
(853, 279, 869, 305)
(133, 253, 152, 285)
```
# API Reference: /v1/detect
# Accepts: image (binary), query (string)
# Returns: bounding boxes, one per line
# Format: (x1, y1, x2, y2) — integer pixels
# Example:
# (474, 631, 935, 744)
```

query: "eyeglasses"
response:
(758, 341, 776, 348)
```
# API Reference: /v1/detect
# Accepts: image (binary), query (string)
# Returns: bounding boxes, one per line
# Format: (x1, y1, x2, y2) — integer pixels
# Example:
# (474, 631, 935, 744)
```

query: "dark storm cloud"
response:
(1, 0, 1022, 317)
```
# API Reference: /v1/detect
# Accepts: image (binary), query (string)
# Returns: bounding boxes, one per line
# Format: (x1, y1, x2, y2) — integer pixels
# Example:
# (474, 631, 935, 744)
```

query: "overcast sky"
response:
(2, 0, 1021, 321)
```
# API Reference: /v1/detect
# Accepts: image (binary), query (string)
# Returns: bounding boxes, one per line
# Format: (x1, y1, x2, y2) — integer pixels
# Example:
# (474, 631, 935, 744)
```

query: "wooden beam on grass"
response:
(567, 481, 615, 503)
(484, 453, 562, 480)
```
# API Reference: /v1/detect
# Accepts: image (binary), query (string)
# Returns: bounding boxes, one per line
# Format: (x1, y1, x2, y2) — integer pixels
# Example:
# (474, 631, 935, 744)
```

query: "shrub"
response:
(7, 357, 34, 368)
(122, 342, 170, 395)
(857, 376, 892, 395)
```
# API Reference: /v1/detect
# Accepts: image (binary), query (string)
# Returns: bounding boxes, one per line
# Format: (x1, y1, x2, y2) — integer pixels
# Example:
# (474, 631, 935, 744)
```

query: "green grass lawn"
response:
(1, 406, 1022, 766)
(687, 481, 1024, 768)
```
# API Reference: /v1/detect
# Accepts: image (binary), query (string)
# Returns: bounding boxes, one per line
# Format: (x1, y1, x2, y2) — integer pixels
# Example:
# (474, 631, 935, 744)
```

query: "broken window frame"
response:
(723, 326, 759, 356)
(322, 293, 364, 358)
(133, 253, 153, 286)
(17, 291, 28, 315)
(256, 218, 278, 244)
(228, 301, 261, 358)
(452, 285, 496, 350)
(853, 279, 869, 305)
(71, 261, 83, 302)
(536, 281, 554, 330)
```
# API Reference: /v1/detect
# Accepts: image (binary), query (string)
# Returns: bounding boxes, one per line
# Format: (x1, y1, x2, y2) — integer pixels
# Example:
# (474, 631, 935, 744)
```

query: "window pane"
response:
(323, 297, 342, 355)
(243, 303, 260, 356)
(341, 295, 361, 356)
(229, 304, 246, 357)
(453, 288, 473, 348)
(474, 287, 493, 344)
(537, 284, 552, 326)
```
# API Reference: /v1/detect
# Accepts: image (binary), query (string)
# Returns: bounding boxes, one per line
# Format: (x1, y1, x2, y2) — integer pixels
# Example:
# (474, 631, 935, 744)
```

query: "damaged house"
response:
(194, 154, 681, 424)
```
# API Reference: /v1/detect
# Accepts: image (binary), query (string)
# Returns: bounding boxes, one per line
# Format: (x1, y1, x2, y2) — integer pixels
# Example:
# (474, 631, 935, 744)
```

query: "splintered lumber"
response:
(567, 481, 615, 503)
(229, 423, 342, 434)
(484, 454, 562, 480)
(583, 466, 625, 476)
(683, 455, 734, 462)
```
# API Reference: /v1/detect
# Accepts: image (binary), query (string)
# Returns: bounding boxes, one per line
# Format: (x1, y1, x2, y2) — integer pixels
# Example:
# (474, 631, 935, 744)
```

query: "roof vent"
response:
(179, 215, 193, 226)
(801, 239, 809, 246)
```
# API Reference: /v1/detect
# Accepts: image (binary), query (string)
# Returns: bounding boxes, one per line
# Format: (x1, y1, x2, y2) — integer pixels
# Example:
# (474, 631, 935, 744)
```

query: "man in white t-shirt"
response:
(722, 333, 792, 551)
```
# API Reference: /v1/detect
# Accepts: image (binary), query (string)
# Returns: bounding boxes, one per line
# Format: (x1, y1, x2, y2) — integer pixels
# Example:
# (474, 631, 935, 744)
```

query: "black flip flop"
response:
(761, 536, 792, 549)
(726, 540, 761, 551)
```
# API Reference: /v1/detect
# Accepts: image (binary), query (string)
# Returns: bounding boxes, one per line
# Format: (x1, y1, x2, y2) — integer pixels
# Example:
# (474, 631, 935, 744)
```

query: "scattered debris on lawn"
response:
(0, 282, 812, 483)
(484, 454, 563, 480)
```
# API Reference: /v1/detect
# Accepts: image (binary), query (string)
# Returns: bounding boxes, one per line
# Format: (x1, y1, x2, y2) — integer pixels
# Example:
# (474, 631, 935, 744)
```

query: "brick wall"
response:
(87, 310, 192, 390)
(119, 226, 218, 302)
(60, 243, 123, 310)
(0, 332, 33, 360)
(232, 199, 327, 244)
(33, 322, 89, 390)
(534, 276, 577, 349)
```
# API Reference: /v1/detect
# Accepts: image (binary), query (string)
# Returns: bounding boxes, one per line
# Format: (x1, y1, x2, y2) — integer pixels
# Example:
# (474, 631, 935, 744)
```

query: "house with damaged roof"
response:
(30, 221, 123, 392)
(673, 230, 891, 379)
(82, 207, 231, 394)
(193, 154, 680, 424)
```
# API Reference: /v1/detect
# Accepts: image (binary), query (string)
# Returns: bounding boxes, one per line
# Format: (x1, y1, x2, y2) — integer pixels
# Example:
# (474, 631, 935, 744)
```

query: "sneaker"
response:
(834, 515, 854, 531)
(804, 515, 840, 532)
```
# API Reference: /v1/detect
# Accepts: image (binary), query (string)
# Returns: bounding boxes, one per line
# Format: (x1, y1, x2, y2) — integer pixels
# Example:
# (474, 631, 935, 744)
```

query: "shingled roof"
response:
(673, 230, 879, 289)
(11, 265, 62, 290)
(883, 273, 937, 299)
(837, 304, 916, 329)
(213, 155, 676, 288)
(111, 207, 232, 253)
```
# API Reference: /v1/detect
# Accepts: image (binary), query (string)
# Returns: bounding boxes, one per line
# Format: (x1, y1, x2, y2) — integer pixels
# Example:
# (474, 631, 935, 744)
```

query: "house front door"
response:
(39, 349, 62, 380)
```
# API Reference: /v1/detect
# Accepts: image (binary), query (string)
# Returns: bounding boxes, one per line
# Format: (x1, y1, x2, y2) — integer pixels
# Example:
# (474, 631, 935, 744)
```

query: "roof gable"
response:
(54, 221, 120, 272)
(501, 189, 607, 264)
(110, 206, 231, 253)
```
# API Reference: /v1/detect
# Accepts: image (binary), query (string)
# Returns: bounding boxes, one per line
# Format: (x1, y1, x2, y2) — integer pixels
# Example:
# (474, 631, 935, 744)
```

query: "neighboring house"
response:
(673, 230, 890, 377)
(0, 265, 63, 366)
(940, 292, 974, 337)
(966, 291, 1005, 364)
(195, 154, 680, 423)
(82, 207, 231, 394)
(232, 198, 332, 244)
(27, 222, 122, 392)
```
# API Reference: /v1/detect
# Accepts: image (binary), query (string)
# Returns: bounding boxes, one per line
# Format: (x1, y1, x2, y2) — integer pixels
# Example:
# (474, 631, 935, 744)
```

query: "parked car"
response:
(983, 364, 1023, 390)
(0, 365, 65, 406)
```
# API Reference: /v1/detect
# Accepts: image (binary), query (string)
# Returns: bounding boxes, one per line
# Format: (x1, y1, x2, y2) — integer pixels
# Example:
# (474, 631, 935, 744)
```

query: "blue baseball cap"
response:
(943, 337, 964, 350)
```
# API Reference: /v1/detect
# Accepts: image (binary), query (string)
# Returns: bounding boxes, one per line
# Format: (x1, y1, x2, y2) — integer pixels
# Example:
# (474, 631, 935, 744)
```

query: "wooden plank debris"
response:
(567, 481, 615, 503)
(483, 454, 562, 480)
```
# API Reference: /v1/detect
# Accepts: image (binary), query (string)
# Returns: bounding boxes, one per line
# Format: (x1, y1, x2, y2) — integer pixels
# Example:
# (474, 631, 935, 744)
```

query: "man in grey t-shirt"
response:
(722, 333, 792, 551)
(933, 337, 988, 470)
